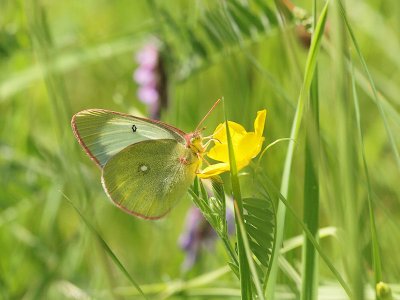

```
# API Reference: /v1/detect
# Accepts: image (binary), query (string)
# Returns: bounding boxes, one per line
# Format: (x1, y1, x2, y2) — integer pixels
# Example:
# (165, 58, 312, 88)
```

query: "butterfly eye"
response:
(190, 135, 201, 143)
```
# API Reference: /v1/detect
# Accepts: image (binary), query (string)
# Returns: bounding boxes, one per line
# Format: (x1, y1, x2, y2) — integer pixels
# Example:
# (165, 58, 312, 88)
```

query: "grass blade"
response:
(337, 0, 400, 172)
(260, 176, 353, 298)
(350, 62, 383, 293)
(62, 194, 148, 300)
(224, 100, 252, 300)
(301, 0, 320, 299)
(267, 1, 330, 298)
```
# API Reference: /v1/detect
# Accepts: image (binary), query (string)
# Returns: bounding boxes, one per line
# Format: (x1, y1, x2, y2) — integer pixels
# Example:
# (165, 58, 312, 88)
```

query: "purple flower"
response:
(137, 86, 159, 105)
(133, 67, 157, 86)
(133, 40, 168, 120)
(179, 207, 216, 270)
(135, 44, 158, 68)
(179, 204, 235, 271)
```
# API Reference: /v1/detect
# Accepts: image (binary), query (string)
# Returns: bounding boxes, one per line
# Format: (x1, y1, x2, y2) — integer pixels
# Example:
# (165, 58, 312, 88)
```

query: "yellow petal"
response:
(213, 121, 247, 143)
(254, 109, 267, 137)
(212, 123, 226, 142)
(207, 143, 229, 162)
(208, 121, 247, 162)
(236, 158, 251, 170)
(235, 133, 265, 162)
(210, 133, 264, 164)
(203, 110, 266, 176)
(197, 162, 230, 178)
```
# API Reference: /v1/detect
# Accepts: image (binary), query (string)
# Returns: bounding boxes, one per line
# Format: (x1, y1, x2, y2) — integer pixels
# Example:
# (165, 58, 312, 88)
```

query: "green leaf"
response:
(189, 179, 239, 268)
(166, 0, 281, 80)
(253, 0, 278, 26)
(201, 20, 224, 49)
(185, 28, 208, 59)
(243, 191, 277, 291)
(234, 201, 266, 300)
(228, 261, 240, 278)
(228, 1, 264, 33)
(208, 9, 239, 44)
(226, 6, 252, 37)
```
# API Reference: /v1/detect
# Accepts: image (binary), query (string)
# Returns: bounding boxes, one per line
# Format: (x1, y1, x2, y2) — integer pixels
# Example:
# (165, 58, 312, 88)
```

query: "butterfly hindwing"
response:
(72, 109, 186, 167)
(101, 139, 200, 219)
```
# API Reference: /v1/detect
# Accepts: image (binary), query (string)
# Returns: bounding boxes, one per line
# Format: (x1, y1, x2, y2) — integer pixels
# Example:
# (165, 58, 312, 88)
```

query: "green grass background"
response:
(0, 0, 399, 299)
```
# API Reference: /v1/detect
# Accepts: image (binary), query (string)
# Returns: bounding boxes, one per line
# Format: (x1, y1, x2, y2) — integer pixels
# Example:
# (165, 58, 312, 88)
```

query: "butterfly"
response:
(71, 100, 219, 220)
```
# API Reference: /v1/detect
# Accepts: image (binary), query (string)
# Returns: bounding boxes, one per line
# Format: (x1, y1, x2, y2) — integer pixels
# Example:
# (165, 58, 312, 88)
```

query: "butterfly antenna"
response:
(195, 98, 221, 132)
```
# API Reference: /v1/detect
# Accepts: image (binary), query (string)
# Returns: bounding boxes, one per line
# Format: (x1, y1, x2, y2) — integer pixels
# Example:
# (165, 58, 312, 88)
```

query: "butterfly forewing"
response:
(101, 139, 200, 219)
(72, 109, 186, 167)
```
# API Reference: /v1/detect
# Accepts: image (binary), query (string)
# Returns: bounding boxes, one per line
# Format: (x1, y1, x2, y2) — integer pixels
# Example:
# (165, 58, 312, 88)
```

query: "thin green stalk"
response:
(257, 138, 295, 168)
(245, 54, 295, 108)
(111, 266, 231, 298)
(266, 2, 330, 298)
(63, 194, 148, 300)
(260, 176, 353, 298)
(221, 237, 240, 268)
(337, 0, 400, 172)
(334, 1, 363, 298)
(273, 0, 304, 84)
(25, 3, 130, 296)
(301, 0, 320, 299)
(351, 63, 383, 295)
(279, 256, 301, 288)
(188, 188, 239, 268)
(159, 266, 231, 299)
(224, 101, 252, 299)
(184, 288, 241, 297)
(281, 227, 337, 254)
(24, 0, 89, 201)
(0, 35, 144, 102)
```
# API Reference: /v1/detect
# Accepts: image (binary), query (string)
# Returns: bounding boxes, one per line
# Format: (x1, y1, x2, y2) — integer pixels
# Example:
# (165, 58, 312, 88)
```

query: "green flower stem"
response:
(224, 104, 253, 299)
(301, 0, 320, 299)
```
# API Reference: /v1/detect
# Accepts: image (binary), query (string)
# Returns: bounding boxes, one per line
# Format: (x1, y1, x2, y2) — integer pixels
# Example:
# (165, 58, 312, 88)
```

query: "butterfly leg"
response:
(202, 138, 221, 152)
(194, 153, 211, 176)
(179, 156, 189, 165)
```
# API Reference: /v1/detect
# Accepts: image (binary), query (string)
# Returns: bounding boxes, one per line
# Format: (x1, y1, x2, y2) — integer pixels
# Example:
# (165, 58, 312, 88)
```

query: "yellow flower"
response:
(198, 110, 266, 178)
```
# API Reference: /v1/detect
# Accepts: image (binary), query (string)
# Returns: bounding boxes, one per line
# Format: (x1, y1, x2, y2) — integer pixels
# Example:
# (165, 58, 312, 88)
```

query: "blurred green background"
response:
(1, 0, 399, 299)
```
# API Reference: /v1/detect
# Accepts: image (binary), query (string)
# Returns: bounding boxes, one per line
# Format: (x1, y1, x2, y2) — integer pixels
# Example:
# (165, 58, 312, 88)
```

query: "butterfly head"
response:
(186, 132, 204, 154)
(186, 98, 221, 156)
